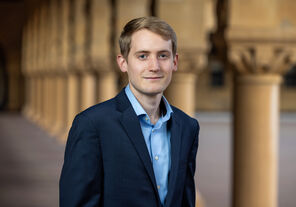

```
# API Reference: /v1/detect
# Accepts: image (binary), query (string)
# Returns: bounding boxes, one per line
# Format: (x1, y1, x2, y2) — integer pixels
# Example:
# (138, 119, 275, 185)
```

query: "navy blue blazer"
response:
(59, 89, 199, 207)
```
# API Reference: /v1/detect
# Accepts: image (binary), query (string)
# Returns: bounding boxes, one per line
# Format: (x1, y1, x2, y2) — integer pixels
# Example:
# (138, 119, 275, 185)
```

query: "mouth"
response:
(143, 76, 163, 80)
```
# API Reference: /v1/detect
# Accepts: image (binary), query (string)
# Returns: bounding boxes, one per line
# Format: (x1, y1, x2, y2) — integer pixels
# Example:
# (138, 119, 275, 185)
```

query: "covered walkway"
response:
(0, 112, 295, 207)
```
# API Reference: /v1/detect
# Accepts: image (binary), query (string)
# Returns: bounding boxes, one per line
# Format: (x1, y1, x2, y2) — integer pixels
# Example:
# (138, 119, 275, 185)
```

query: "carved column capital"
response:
(227, 29, 296, 75)
(177, 48, 208, 74)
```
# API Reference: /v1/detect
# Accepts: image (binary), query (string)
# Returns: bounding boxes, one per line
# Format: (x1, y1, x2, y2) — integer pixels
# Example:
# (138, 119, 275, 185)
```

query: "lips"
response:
(143, 76, 163, 79)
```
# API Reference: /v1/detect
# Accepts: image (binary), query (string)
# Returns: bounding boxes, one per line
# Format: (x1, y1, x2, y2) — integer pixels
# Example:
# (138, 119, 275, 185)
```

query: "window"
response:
(284, 65, 296, 87)
(210, 60, 224, 87)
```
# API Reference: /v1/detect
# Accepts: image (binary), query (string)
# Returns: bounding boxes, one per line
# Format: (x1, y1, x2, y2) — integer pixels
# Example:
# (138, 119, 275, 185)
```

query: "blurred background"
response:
(0, 0, 295, 207)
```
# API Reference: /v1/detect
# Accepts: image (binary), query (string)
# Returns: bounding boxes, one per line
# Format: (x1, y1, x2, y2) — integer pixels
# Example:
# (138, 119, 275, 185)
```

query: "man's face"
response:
(117, 29, 178, 97)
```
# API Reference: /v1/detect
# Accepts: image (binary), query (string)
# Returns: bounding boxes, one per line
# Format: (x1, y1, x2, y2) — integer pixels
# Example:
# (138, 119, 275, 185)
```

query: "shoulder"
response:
(76, 89, 129, 122)
(71, 97, 120, 128)
(80, 97, 117, 117)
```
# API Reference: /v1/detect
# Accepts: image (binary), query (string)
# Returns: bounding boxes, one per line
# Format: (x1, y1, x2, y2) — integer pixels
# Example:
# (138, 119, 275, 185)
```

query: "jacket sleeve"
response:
(59, 113, 103, 207)
(182, 120, 200, 207)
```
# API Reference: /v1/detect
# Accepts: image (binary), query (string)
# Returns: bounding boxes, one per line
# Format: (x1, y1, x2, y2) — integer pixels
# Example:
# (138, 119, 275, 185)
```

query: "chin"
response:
(142, 87, 166, 96)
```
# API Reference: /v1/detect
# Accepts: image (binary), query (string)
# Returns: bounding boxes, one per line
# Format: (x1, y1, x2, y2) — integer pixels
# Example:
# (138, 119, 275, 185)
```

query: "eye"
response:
(138, 54, 147, 60)
(158, 53, 169, 59)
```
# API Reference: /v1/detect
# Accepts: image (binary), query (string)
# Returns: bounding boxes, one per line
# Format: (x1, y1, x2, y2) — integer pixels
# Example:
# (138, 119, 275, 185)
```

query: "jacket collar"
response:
(165, 114, 181, 207)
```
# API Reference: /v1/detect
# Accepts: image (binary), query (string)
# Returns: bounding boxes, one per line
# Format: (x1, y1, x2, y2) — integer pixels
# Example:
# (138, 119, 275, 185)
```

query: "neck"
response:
(129, 85, 162, 125)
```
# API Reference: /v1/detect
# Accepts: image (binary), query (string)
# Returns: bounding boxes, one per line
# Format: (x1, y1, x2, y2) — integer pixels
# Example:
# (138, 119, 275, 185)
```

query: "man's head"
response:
(119, 16, 177, 60)
(117, 17, 178, 98)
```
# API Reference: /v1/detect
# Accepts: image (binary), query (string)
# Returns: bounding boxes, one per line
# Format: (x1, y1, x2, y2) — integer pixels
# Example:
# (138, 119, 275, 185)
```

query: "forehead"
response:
(129, 29, 172, 53)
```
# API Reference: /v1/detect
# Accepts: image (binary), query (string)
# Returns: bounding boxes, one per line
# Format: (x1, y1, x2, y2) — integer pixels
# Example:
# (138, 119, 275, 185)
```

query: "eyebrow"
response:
(158, 50, 171, 54)
(134, 50, 150, 55)
(134, 50, 171, 55)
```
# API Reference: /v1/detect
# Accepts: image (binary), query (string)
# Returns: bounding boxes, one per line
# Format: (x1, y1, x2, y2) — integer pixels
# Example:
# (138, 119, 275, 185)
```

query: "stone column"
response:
(39, 2, 51, 128)
(72, 0, 86, 71)
(23, 75, 32, 117)
(30, 9, 40, 120)
(42, 75, 51, 129)
(159, 0, 215, 117)
(47, 75, 57, 132)
(71, 0, 97, 111)
(61, 0, 80, 140)
(52, 75, 67, 136)
(50, 0, 68, 138)
(56, 0, 71, 140)
(90, 0, 118, 102)
(26, 17, 35, 119)
(21, 22, 30, 116)
(34, 75, 41, 122)
(117, 0, 149, 30)
(229, 44, 296, 207)
(227, 1, 296, 206)
(67, 72, 80, 131)
(36, 3, 46, 126)
(34, 8, 43, 123)
(117, 0, 149, 88)
(36, 76, 44, 123)
(46, 0, 60, 134)
(42, 76, 50, 128)
(232, 74, 281, 207)
(165, 72, 197, 116)
(28, 12, 37, 119)
(30, 75, 37, 120)
(80, 71, 97, 110)
(97, 71, 117, 103)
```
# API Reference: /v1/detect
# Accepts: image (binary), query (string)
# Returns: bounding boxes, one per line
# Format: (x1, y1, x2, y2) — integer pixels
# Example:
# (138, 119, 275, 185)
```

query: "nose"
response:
(149, 56, 160, 72)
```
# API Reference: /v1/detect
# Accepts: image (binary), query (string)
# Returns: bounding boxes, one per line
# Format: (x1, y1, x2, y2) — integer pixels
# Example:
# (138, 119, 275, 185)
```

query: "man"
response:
(60, 16, 199, 207)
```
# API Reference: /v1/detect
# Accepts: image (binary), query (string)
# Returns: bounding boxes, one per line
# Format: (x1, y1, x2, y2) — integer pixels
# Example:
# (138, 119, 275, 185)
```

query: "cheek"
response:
(129, 64, 146, 76)
(127, 67, 141, 80)
(166, 73, 173, 83)
(162, 66, 175, 76)
(160, 61, 175, 71)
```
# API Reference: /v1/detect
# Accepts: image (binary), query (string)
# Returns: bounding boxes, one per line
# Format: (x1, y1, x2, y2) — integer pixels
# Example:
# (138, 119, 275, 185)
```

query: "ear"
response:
(172, 53, 178, 72)
(117, 54, 128, 72)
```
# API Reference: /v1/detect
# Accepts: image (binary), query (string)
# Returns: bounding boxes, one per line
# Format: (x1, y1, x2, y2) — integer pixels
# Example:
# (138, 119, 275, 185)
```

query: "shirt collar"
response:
(125, 84, 173, 120)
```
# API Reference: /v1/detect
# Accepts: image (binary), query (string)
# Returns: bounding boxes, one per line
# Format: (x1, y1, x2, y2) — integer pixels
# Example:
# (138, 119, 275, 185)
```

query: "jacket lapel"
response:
(116, 90, 161, 204)
(165, 113, 182, 207)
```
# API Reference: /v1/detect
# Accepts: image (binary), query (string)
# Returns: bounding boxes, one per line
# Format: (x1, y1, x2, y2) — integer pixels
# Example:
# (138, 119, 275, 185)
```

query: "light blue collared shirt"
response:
(125, 85, 173, 205)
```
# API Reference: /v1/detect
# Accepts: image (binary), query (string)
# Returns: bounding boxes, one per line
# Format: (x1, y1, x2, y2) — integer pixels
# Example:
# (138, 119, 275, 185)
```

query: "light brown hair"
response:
(119, 16, 177, 60)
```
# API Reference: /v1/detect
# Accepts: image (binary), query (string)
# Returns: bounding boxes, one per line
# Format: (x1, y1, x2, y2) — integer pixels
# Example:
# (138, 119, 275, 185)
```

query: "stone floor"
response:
(0, 112, 64, 207)
(0, 112, 295, 207)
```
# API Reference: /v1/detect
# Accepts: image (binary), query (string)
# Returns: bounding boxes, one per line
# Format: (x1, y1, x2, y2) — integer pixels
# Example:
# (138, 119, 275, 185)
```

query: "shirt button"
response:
(157, 185, 160, 189)
(155, 155, 159, 160)
(152, 129, 155, 132)
(145, 117, 148, 121)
